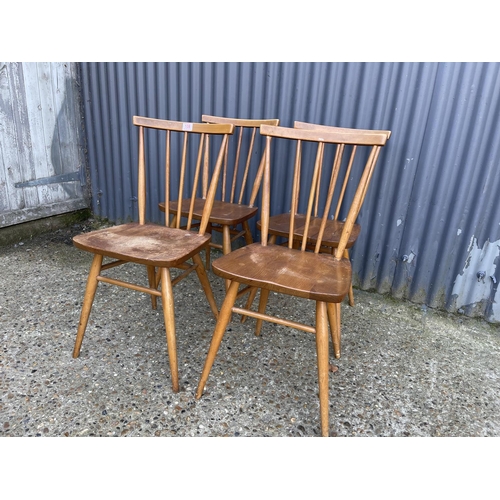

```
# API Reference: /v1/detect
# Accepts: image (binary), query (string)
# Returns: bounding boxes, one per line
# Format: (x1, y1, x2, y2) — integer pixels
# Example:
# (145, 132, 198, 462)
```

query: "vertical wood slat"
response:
(137, 125, 146, 225)
(301, 142, 324, 251)
(314, 143, 344, 253)
(199, 134, 229, 235)
(187, 134, 205, 230)
(164, 130, 170, 226)
(260, 136, 272, 247)
(176, 132, 188, 229)
(334, 145, 381, 259)
(230, 126, 244, 203)
(334, 146, 356, 220)
(237, 127, 257, 205)
(203, 135, 209, 198)
(289, 140, 302, 249)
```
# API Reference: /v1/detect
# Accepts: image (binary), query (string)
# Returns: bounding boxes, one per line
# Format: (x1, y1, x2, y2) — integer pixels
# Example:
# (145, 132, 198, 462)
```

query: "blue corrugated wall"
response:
(79, 62, 500, 323)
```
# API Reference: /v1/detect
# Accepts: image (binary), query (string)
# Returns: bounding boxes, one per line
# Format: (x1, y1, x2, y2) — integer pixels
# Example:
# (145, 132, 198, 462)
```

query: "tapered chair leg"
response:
(241, 286, 259, 323)
(255, 288, 270, 336)
(242, 221, 253, 246)
(206, 223, 213, 270)
(147, 265, 157, 310)
(222, 225, 232, 291)
(327, 302, 341, 359)
(192, 253, 219, 319)
(160, 267, 179, 393)
(73, 254, 103, 358)
(315, 301, 330, 437)
(196, 280, 240, 399)
(343, 249, 355, 307)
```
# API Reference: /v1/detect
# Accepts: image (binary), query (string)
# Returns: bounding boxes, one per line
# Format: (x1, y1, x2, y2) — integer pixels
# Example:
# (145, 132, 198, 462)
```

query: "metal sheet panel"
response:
(79, 62, 500, 322)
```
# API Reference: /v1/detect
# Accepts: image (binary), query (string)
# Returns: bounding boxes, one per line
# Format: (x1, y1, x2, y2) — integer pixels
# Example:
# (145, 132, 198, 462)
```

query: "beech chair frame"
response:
(195, 124, 390, 436)
(72, 116, 234, 393)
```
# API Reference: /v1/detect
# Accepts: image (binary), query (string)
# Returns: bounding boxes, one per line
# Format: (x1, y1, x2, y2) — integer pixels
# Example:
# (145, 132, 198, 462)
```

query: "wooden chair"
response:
(159, 115, 279, 271)
(195, 124, 390, 436)
(254, 121, 391, 309)
(72, 116, 234, 393)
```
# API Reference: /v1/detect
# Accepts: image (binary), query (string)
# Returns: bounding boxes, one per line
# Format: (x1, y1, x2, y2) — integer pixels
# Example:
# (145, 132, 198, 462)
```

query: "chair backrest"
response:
(293, 121, 392, 223)
(132, 116, 234, 233)
(259, 124, 391, 259)
(201, 115, 279, 207)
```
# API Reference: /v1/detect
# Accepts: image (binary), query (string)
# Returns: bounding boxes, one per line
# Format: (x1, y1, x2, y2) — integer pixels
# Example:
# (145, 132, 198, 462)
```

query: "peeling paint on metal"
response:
(452, 236, 500, 320)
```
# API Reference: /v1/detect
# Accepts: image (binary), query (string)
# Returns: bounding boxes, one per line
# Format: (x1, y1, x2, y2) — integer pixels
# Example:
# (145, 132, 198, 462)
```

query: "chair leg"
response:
(241, 286, 259, 323)
(196, 280, 240, 399)
(192, 253, 219, 319)
(343, 249, 355, 307)
(222, 224, 232, 291)
(316, 301, 330, 437)
(255, 288, 270, 336)
(348, 285, 354, 307)
(242, 220, 253, 246)
(206, 222, 212, 270)
(160, 267, 179, 393)
(147, 266, 157, 310)
(73, 254, 103, 358)
(327, 303, 341, 359)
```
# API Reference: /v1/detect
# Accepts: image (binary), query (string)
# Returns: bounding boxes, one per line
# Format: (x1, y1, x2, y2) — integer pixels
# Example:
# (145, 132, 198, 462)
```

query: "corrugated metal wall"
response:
(0, 62, 87, 226)
(79, 62, 500, 323)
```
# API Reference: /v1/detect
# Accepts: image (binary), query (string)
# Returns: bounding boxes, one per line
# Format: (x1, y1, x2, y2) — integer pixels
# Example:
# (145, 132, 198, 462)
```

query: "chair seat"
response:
(73, 223, 211, 267)
(159, 199, 258, 225)
(258, 213, 361, 249)
(212, 243, 352, 302)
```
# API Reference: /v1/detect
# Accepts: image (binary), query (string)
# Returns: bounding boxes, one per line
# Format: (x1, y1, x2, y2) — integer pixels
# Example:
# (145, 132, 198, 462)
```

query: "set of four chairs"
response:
(72, 114, 391, 436)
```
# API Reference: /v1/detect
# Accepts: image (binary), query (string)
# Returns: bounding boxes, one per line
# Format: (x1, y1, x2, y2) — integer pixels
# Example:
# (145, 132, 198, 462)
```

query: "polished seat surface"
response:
(73, 223, 211, 267)
(160, 199, 258, 225)
(212, 243, 351, 302)
(259, 213, 361, 249)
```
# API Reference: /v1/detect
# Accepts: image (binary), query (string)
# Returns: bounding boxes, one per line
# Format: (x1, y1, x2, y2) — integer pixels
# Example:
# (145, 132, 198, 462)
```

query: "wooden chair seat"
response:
(212, 243, 352, 302)
(257, 213, 360, 249)
(160, 198, 258, 226)
(73, 223, 211, 267)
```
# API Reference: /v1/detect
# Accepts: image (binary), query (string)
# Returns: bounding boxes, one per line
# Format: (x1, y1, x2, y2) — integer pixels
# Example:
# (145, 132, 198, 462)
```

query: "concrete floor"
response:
(1, 219, 500, 438)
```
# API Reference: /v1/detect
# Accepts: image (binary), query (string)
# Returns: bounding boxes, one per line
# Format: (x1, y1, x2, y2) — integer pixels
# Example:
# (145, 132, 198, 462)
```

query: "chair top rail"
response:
(202, 114, 279, 127)
(133, 115, 234, 135)
(260, 124, 389, 146)
(294, 121, 391, 140)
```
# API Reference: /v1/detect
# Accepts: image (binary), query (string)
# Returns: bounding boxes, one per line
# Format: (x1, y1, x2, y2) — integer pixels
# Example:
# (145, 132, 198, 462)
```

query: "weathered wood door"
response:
(0, 62, 87, 227)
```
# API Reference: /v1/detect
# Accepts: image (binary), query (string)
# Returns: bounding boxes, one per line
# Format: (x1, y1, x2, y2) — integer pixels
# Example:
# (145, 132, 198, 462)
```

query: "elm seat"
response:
(212, 242, 352, 302)
(258, 213, 361, 249)
(160, 199, 258, 227)
(73, 223, 211, 268)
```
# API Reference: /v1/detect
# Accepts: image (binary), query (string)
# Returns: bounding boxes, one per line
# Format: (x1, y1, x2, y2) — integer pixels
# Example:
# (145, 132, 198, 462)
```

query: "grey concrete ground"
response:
(1, 219, 500, 437)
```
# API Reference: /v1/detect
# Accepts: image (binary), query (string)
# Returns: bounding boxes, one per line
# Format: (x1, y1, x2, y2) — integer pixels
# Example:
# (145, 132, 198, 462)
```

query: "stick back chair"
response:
(195, 124, 390, 436)
(255, 121, 391, 308)
(159, 115, 279, 270)
(72, 116, 234, 393)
